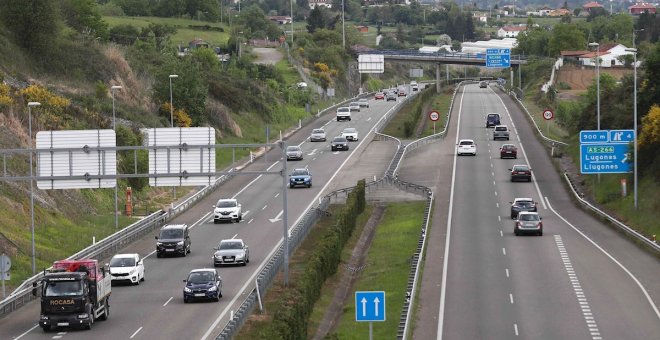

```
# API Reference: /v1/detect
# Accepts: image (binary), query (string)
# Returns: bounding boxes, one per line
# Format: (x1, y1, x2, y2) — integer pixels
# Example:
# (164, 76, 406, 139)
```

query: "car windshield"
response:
(333, 137, 346, 142)
(159, 228, 183, 239)
(216, 200, 236, 208)
(45, 280, 83, 297)
(312, 129, 324, 134)
(187, 271, 214, 284)
(291, 169, 309, 176)
(519, 214, 540, 221)
(287, 146, 301, 152)
(343, 128, 356, 133)
(219, 241, 243, 250)
(459, 141, 474, 146)
(110, 257, 135, 267)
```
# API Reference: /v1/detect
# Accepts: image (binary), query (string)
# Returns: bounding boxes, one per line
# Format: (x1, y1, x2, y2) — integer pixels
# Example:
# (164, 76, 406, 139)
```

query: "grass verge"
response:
(382, 87, 453, 139)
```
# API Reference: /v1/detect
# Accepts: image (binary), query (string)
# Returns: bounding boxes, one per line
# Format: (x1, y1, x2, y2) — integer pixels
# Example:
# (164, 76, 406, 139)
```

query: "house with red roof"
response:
(582, 1, 604, 14)
(628, 3, 657, 15)
(575, 44, 637, 67)
(497, 26, 527, 38)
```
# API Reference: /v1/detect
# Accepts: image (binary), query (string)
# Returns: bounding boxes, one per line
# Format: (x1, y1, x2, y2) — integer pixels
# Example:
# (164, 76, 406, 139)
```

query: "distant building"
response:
(267, 16, 292, 25)
(527, 6, 554, 16)
(628, 3, 657, 15)
(576, 44, 637, 67)
(188, 39, 209, 50)
(582, 1, 604, 14)
(497, 26, 527, 38)
(473, 12, 489, 23)
(356, 25, 369, 33)
(549, 8, 572, 16)
(308, 0, 332, 9)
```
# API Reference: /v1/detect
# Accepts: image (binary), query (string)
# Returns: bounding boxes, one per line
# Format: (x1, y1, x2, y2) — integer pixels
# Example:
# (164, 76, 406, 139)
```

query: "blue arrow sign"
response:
(580, 130, 609, 144)
(580, 143, 632, 174)
(355, 291, 386, 322)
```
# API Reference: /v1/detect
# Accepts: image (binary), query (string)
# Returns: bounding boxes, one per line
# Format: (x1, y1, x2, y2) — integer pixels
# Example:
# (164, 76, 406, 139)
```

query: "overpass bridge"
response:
(359, 50, 528, 93)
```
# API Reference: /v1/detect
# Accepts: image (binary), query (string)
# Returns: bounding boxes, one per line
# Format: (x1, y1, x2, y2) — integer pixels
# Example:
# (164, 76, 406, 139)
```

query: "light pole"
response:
(168, 75, 178, 127)
(28, 101, 41, 275)
(290, 0, 294, 48)
(589, 42, 600, 130)
(111, 85, 122, 229)
(627, 28, 643, 209)
(342, 0, 345, 48)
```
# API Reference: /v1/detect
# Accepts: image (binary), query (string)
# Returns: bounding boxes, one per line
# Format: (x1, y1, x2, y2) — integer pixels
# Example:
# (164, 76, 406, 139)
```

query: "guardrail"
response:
(563, 172, 659, 253)
(0, 170, 236, 319)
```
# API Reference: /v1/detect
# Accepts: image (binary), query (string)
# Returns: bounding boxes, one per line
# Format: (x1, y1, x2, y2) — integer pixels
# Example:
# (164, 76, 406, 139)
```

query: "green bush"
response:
(267, 180, 366, 339)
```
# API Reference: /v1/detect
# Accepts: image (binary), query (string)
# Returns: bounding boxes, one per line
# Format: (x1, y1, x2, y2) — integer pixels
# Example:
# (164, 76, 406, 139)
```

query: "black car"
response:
(183, 269, 222, 303)
(509, 164, 532, 182)
(155, 224, 191, 257)
(331, 136, 349, 151)
(486, 113, 501, 128)
(510, 198, 538, 219)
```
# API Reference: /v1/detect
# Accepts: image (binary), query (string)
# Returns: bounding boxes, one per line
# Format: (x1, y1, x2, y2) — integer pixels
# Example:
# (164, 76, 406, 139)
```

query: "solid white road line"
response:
(502, 248, 507, 255)
(437, 86, 465, 340)
(163, 297, 173, 307)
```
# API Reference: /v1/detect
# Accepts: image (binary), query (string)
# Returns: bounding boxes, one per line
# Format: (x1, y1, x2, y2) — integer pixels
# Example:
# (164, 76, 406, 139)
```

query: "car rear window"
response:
(519, 214, 539, 221)
(312, 129, 324, 134)
(515, 201, 533, 207)
(459, 141, 474, 146)
(495, 126, 507, 131)
(513, 165, 529, 171)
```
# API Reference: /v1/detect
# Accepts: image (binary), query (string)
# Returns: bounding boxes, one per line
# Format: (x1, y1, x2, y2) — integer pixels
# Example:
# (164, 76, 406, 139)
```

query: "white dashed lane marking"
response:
(554, 235, 601, 340)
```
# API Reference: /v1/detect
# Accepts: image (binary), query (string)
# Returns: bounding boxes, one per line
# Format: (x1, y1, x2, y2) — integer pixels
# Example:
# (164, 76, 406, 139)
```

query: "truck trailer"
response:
(36, 259, 111, 331)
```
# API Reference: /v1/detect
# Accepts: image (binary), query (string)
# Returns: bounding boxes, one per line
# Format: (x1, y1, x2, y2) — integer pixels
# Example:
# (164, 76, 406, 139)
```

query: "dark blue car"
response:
(183, 269, 222, 303)
(289, 168, 312, 188)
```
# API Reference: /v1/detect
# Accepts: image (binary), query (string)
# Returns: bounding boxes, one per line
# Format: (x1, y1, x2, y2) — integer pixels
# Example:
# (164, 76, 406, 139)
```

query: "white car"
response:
(336, 107, 352, 121)
(456, 139, 477, 156)
(310, 128, 326, 142)
(109, 253, 145, 285)
(348, 102, 361, 112)
(213, 198, 242, 223)
(341, 128, 359, 141)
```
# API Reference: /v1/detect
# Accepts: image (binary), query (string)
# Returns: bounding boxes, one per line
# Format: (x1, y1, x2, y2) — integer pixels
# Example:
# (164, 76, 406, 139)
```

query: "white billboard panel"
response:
(358, 54, 384, 74)
(145, 127, 216, 187)
(36, 130, 116, 189)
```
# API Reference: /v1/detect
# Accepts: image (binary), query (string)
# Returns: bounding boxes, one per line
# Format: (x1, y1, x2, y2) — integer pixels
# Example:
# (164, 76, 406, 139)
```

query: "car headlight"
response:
(214, 254, 221, 259)
(177, 241, 184, 246)
(156, 242, 163, 246)
(236, 254, 244, 260)
(40, 315, 49, 320)
(78, 313, 89, 319)
(184, 287, 192, 293)
(208, 286, 217, 292)
(129, 268, 136, 275)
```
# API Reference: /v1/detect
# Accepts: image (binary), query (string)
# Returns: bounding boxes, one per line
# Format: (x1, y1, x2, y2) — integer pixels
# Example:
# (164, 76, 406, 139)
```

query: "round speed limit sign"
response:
(429, 111, 440, 122)
(543, 109, 554, 120)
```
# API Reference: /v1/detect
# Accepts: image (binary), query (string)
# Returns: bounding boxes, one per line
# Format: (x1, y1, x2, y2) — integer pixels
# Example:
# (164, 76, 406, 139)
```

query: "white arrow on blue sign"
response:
(355, 291, 386, 322)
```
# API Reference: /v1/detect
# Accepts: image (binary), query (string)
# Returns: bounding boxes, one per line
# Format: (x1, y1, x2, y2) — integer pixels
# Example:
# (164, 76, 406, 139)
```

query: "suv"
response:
(155, 224, 191, 257)
(336, 107, 352, 121)
(493, 125, 510, 140)
(289, 168, 312, 188)
(486, 113, 501, 128)
(510, 198, 538, 219)
(514, 212, 543, 236)
(386, 92, 397, 101)
(183, 269, 222, 302)
(213, 198, 242, 223)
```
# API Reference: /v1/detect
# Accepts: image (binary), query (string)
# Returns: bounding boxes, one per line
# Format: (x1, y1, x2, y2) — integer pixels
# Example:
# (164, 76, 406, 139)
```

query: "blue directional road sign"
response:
(579, 129, 634, 174)
(486, 48, 511, 68)
(355, 291, 386, 322)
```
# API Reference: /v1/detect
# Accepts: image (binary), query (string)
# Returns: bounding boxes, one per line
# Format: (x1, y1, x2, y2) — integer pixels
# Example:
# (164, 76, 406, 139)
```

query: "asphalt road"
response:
(409, 84, 660, 339)
(0, 94, 412, 339)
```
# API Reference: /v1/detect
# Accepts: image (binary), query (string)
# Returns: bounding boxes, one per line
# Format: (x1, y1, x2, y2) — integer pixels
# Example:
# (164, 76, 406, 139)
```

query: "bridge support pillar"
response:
(510, 67, 514, 95)
(436, 63, 441, 93)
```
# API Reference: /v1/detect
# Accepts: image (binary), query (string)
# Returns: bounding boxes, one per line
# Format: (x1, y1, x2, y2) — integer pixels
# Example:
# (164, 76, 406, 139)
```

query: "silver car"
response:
(213, 239, 250, 266)
(286, 145, 303, 161)
(514, 212, 543, 236)
(357, 98, 370, 108)
(310, 128, 326, 142)
(349, 102, 361, 112)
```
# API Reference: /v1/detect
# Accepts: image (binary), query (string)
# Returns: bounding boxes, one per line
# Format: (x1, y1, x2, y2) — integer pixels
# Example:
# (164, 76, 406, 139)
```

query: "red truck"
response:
(36, 259, 111, 331)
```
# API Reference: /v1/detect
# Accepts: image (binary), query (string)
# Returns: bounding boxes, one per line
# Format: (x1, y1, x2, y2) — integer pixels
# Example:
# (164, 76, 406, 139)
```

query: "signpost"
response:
(355, 291, 386, 340)
(542, 109, 554, 135)
(429, 110, 440, 135)
(486, 48, 511, 68)
(580, 130, 634, 174)
(1, 253, 11, 298)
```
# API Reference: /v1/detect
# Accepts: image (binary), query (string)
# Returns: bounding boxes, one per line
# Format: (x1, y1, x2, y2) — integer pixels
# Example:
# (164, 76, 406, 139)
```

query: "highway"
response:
(0, 92, 408, 339)
(401, 84, 660, 339)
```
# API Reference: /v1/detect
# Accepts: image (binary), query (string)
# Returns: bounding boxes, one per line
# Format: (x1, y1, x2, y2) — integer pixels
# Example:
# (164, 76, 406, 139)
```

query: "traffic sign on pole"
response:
(429, 111, 440, 122)
(542, 109, 554, 120)
(486, 48, 511, 68)
(355, 291, 386, 322)
(579, 129, 634, 174)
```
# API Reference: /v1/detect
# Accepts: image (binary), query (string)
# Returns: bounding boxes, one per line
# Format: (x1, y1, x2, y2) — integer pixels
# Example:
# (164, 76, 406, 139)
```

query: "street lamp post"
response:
(28, 101, 41, 275)
(589, 42, 600, 130)
(168, 75, 178, 127)
(111, 85, 122, 229)
(627, 28, 643, 209)
(342, 0, 345, 48)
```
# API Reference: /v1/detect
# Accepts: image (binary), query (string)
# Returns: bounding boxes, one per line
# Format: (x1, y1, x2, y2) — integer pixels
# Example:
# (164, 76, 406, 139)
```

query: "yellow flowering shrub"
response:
(20, 85, 70, 109)
(314, 62, 329, 73)
(0, 83, 13, 107)
(639, 105, 660, 148)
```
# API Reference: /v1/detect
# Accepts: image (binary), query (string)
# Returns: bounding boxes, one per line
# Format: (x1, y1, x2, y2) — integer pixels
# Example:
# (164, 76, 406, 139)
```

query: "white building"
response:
(308, 0, 332, 9)
(497, 26, 527, 38)
(461, 38, 518, 54)
(579, 44, 637, 68)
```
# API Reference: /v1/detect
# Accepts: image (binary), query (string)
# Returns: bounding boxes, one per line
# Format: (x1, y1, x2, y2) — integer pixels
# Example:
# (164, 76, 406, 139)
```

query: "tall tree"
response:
(59, 0, 109, 40)
(307, 6, 328, 33)
(0, 0, 60, 54)
(548, 23, 586, 57)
